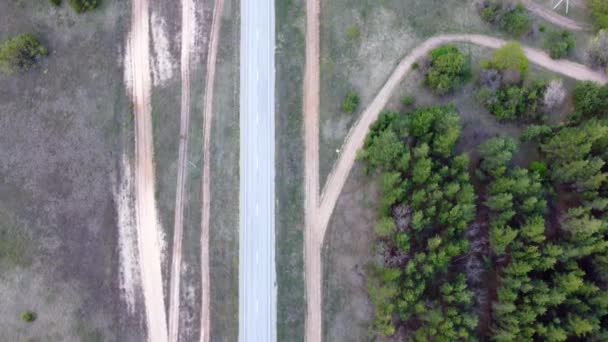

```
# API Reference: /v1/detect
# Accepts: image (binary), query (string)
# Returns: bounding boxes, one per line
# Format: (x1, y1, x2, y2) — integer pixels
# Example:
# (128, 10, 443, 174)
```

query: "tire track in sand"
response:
(127, 0, 168, 340)
(167, 0, 195, 340)
(200, 0, 225, 341)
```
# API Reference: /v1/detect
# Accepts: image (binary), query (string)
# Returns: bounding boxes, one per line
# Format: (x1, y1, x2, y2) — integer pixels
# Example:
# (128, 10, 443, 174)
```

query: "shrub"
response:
(501, 4, 531, 36)
(544, 30, 575, 59)
(589, 0, 608, 30)
(587, 30, 608, 69)
(50, 0, 61, 5)
(401, 95, 415, 107)
(68, 0, 99, 13)
(492, 41, 529, 74)
(345, 25, 360, 40)
(341, 91, 359, 113)
(479, 1, 531, 36)
(20, 311, 36, 323)
(543, 79, 567, 110)
(0, 34, 48, 74)
(425, 45, 469, 94)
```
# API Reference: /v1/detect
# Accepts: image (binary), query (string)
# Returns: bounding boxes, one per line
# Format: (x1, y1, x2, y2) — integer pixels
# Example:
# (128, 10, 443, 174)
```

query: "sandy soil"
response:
(127, 0, 169, 340)
(303, 17, 608, 342)
(523, 0, 589, 31)
(167, 0, 196, 340)
(200, 0, 225, 341)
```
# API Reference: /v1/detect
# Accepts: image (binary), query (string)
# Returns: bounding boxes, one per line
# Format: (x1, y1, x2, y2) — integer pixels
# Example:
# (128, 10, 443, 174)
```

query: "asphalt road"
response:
(239, 0, 276, 341)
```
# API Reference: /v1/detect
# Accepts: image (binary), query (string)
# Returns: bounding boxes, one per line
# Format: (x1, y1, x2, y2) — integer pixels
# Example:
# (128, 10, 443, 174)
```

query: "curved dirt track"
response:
(523, 0, 589, 31)
(167, 0, 195, 340)
(200, 0, 225, 341)
(304, 34, 607, 342)
(127, 0, 168, 340)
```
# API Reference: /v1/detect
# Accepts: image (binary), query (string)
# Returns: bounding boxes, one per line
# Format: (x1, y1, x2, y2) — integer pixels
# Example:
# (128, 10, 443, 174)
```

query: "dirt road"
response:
(303, 0, 321, 340)
(167, 0, 195, 340)
(303, 31, 607, 342)
(127, 0, 168, 340)
(200, 0, 224, 341)
(523, 0, 588, 31)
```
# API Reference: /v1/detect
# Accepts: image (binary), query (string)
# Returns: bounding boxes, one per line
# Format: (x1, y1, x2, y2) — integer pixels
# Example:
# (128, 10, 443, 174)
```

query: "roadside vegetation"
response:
(589, 0, 608, 30)
(362, 39, 608, 339)
(0, 34, 47, 74)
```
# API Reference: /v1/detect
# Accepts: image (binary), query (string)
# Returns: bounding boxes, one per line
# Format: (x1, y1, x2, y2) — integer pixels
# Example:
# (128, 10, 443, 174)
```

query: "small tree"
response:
(0, 34, 48, 74)
(341, 91, 359, 113)
(492, 41, 529, 74)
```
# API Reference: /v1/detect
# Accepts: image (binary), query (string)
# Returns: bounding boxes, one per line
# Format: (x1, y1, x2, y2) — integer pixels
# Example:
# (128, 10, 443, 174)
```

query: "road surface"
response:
(239, 0, 277, 341)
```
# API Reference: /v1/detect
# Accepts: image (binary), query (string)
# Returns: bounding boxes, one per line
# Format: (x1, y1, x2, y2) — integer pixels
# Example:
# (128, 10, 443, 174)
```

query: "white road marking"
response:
(256, 204, 259, 216)
(256, 71, 259, 81)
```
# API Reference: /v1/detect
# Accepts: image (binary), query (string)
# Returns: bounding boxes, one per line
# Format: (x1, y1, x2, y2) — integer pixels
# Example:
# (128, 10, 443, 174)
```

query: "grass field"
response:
(275, 0, 307, 340)
(0, 0, 139, 340)
(208, 0, 241, 339)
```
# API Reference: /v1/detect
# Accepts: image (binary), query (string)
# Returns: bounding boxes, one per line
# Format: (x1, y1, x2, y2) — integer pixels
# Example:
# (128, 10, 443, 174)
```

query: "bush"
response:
(543, 79, 567, 110)
(20, 311, 36, 323)
(68, 0, 99, 13)
(589, 0, 608, 30)
(0, 34, 48, 74)
(50, 0, 61, 6)
(479, 1, 531, 36)
(544, 30, 575, 59)
(492, 41, 529, 74)
(401, 95, 415, 107)
(341, 91, 359, 113)
(501, 4, 531, 36)
(345, 25, 360, 40)
(587, 30, 608, 69)
(425, 45, 469, 94)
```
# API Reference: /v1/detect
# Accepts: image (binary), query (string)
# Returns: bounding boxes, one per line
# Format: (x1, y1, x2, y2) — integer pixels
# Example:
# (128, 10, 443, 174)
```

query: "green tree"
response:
(478, 137, 517, 177)
(425, 45, 469, 94)
(491, 41, 529, 74)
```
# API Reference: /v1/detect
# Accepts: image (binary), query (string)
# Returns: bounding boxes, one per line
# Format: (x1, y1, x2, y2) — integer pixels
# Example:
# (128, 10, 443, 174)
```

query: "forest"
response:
(361, 44, 608, 341)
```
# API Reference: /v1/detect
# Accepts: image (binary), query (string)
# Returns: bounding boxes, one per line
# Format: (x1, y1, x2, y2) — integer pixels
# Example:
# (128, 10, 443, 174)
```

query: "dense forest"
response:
(362, 45, 608, 341)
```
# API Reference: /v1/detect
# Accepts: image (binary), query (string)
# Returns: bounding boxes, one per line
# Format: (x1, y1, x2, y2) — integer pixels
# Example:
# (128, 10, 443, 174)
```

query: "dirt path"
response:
(303, 0, 321, 340)
(303, 32, 607, 342)
(199, 0, 224, 341)
(523, 0, 589, 31)
(167, 0, 195, 340)
(127, 0, 168, 341)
